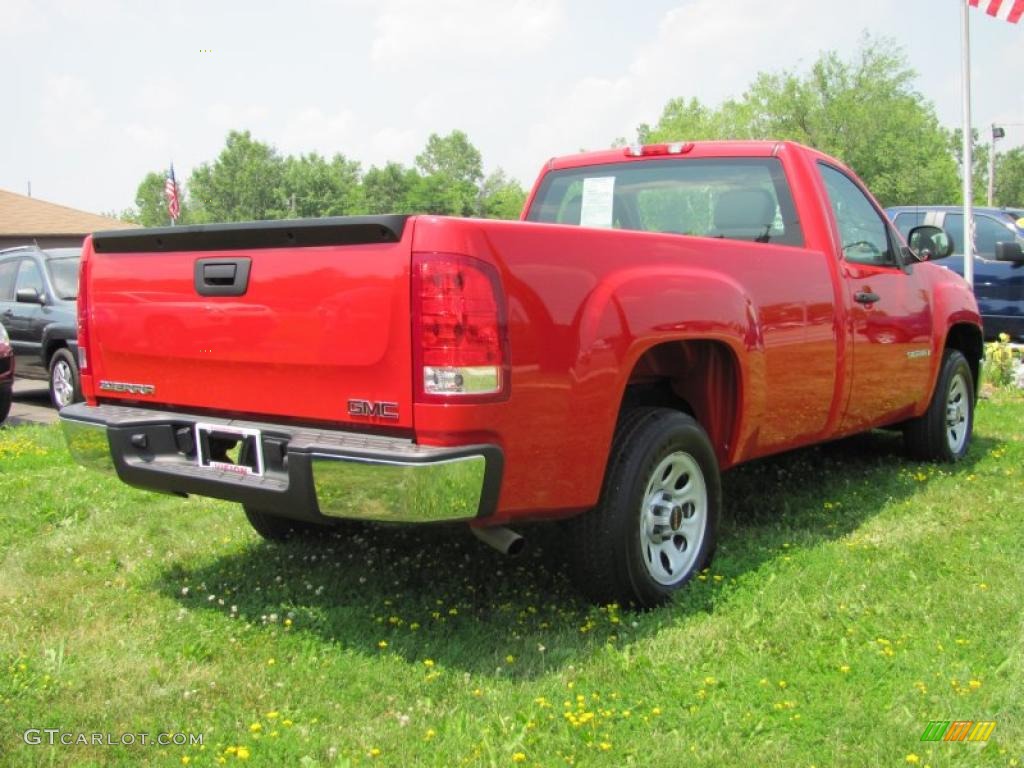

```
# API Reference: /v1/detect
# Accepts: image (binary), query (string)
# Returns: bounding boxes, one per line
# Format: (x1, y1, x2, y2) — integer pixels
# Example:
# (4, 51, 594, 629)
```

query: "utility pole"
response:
(960, 0, 974, 287)
(988, 124, 1004, 207)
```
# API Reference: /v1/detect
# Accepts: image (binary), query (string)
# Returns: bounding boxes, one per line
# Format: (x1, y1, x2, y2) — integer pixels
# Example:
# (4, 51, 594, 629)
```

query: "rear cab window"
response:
(525, 157, 804, 247)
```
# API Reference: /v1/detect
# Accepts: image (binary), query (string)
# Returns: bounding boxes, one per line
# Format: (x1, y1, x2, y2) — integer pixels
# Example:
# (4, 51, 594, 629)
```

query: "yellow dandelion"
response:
(266, 711, 279, 719)
(369, 747, 382, 757)
(378, 640, 388, 649)
(905, 755, 919, 765)
(778, 680, 787, 689)
(283, 619, 292, 627)
(969, 679, 982, 689)
(266, 658, 276, 666)
(236, 747, 251, 760)
(512, 753, 527, 763)
(599, 742, 612, 751)
(181, 758, 191, 766)
(704, 676, 717, 686)
(839, 665, 850, 674)
(651, 707, 662, 715)
(423, 659, 435, 668)
(282, 719, 293, 727)
(506, 655, 516, 664)
(425, 728, 436, 740)
(249, 723, 262, 733)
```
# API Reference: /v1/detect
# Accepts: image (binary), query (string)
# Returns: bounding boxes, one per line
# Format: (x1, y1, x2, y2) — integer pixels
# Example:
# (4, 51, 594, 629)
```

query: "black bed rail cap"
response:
(92, 215, 409, 253)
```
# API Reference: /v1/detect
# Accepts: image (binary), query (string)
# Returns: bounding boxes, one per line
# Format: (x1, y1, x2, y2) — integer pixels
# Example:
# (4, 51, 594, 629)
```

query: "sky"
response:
(1, 0, 1022, 215)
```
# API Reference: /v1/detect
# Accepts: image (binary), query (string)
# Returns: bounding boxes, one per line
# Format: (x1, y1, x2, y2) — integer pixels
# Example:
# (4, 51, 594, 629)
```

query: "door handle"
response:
(194, 257, 252, 297)
(854, 291, 880, 305)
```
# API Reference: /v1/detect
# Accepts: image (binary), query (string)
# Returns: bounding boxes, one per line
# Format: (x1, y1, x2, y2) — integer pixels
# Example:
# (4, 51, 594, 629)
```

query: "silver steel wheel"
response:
(945, 371, 969, 454)
(639, 450, 708, 586)
(52, 359, 75, 408)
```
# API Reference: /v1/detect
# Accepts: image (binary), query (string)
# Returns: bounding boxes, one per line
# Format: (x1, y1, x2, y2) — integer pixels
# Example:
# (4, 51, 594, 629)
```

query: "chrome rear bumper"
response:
(60, 403, 502, 524)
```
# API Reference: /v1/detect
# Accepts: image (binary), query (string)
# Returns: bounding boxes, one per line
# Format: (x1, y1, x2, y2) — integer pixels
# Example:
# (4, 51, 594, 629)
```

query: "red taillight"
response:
(412, 252, 509, 402)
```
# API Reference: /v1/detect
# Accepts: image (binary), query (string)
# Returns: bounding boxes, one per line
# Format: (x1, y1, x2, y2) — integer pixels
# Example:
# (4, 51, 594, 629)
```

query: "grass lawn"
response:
(1, 391, 1022, 767)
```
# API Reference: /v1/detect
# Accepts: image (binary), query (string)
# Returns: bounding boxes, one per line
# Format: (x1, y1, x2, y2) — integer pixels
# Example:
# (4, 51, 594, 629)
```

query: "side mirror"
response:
(994, 241, 1024, 263)
(15, 287, 44, 304)
(908, 225, 953, 261)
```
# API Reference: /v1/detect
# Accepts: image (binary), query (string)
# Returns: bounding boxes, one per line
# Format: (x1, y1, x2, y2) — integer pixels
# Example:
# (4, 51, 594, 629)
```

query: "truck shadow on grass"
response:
(155, 429, 999, 678)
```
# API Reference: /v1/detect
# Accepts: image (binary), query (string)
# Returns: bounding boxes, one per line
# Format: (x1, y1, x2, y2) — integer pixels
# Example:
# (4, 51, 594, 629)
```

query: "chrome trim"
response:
(312, 453, 485, 523)
(60, 417, 116, 475)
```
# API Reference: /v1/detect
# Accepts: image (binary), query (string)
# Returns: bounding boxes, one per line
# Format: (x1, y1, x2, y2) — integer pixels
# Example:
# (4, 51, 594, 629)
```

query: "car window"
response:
(526, 157, 804, 246)
(893, 211, 926, 238)
(14, 258, 44, 295)
(818, 163, 894, 266)
(944, 213, 1019, 256)
(0, 258, 17, 300)
(47, 257, 80, 299)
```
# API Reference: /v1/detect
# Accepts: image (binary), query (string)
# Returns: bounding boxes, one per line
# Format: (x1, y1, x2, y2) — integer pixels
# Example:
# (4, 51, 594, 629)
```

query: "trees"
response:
(994, 148, 1024, 208)
(187, 131, 285, 222)
(641, 37, 960, 207)
(127, 128, 526, 223)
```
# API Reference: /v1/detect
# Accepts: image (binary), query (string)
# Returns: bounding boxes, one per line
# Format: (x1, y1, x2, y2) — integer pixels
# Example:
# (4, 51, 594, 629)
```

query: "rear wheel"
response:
(569, 408, 721, 608)
(243, 506, 332, 542)
(903, 349, 974, 462)
(48, 348, 81, 410)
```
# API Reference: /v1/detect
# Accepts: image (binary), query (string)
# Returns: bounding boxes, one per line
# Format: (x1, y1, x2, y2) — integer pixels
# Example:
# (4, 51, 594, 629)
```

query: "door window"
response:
(893, 211, 926, 238)
(0, 258, 17, 300)
(943, 213, 1017, 257)
(14, 259, 44, 295)
(819, 164, 895, 266)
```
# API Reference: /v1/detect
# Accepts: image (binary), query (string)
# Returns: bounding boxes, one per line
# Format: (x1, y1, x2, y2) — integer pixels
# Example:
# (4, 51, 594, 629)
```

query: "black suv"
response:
(0, 246, 82, 409)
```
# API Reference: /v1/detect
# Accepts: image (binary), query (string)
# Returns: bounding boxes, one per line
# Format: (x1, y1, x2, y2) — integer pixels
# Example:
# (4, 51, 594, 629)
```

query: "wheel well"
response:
(620, 340, 739, 462)
(945, 323, 983, 390)
(43, 340, 68, 368)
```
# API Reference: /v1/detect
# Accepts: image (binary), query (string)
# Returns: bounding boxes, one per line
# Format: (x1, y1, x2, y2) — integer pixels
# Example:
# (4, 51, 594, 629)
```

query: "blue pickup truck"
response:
(886, 206, 1024, 340)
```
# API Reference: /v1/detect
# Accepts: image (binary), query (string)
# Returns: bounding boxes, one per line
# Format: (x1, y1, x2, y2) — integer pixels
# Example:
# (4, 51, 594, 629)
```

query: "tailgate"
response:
(87, 216, 414, 428)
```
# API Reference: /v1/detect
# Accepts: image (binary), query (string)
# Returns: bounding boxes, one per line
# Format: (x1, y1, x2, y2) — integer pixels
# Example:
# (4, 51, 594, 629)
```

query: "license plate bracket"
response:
(195, 422, 264, 477)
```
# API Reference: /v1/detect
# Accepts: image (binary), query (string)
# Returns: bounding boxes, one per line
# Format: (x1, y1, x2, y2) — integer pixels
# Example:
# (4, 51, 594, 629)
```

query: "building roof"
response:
(0, 188, 136, 236)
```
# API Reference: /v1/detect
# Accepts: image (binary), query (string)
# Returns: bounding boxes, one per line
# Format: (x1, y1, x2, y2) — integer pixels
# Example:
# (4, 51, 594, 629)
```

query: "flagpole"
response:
(960, 0, 974, 287)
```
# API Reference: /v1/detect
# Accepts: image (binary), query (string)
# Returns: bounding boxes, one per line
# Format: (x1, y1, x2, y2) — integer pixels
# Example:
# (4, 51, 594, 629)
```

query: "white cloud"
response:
(281, 108, 355, 158)
(370, 0, 566, 69)
(511, 0, 890, 184)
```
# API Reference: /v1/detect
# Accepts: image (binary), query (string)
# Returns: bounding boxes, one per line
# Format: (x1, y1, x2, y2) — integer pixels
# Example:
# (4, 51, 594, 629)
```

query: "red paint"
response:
(80, 141, 981, 523)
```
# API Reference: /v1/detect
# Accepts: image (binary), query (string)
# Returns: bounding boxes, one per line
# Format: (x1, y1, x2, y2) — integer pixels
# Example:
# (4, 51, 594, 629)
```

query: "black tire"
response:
(569, 407, 721, 609)
(243, 506, 331, 542)
(904, 349, 974, 462)
(0, 386, 11, 425)
(48, 348, 82, 410)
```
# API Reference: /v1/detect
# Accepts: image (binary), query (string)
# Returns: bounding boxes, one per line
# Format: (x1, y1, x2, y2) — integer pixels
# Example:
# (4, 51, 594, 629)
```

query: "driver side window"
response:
(819, 164, 894, 266)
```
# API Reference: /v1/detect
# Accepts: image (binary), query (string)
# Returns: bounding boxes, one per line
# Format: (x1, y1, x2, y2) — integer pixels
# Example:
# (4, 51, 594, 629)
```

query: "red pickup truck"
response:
(61, 141, 982, 607)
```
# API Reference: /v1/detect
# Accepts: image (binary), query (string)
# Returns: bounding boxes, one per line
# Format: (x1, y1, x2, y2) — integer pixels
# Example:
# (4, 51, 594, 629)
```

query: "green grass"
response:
(1, 393, 1023, 767)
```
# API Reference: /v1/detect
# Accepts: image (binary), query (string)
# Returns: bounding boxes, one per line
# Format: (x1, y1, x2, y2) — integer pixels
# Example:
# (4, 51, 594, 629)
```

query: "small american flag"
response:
(969, 0, 1024, 23)
(165, 164, 181, 222)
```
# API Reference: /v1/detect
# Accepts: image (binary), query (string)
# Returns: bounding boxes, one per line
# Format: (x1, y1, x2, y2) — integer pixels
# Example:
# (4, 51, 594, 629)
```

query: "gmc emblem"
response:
(347, 399, 399, 420)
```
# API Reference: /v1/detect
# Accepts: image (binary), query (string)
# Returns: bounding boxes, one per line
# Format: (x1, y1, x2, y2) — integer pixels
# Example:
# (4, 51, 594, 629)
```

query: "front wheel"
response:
(569, 408, 721, 609)
(903, 349, 975, 462)
(48, 348, 81, 410)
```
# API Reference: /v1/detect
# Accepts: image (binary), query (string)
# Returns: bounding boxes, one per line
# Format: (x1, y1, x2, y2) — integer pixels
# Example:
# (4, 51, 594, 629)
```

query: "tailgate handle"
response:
(195, 257, 251, 297)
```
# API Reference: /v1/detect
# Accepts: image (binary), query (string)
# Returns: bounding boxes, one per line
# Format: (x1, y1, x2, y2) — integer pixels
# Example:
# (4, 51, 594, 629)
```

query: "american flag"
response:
(969, 0, 1024, 23)
(165, 164, 181, 222)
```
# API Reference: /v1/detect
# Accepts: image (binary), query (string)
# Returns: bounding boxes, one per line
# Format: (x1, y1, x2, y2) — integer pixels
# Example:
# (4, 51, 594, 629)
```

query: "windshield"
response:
(526, 157, 804, 246)
(47, 257, 80, 300)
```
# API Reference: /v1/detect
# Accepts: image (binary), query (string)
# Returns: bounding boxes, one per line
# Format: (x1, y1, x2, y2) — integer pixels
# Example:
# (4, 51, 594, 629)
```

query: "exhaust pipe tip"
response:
(472, 525, 526, 557)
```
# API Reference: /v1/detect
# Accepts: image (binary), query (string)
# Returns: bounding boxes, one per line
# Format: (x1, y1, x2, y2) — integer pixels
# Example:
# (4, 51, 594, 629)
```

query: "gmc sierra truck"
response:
(61, 141, 982, 607)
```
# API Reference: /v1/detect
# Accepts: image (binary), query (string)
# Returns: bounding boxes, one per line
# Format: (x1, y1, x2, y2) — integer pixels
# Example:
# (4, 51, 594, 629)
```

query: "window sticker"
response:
(580, 177, 615, 228)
